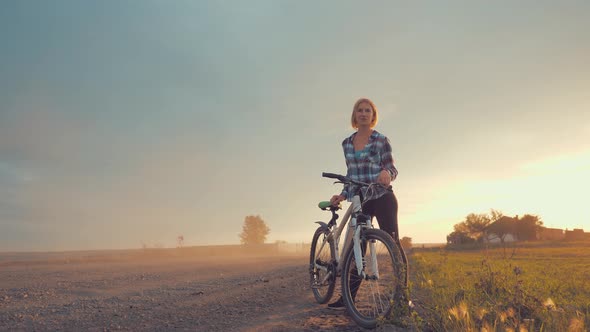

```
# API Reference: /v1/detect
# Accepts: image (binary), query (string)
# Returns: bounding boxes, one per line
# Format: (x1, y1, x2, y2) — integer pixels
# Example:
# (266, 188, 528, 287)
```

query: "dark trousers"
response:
(348, 190, 409, 300)
(362, 190, 400, 238)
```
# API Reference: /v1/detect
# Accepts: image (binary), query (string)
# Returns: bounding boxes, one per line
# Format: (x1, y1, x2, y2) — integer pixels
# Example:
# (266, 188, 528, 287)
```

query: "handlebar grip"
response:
(322, 172, 347, 182)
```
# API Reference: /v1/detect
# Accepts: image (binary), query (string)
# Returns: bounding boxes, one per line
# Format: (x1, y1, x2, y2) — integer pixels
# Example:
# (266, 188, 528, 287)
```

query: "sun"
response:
(400, 150, 590, 242)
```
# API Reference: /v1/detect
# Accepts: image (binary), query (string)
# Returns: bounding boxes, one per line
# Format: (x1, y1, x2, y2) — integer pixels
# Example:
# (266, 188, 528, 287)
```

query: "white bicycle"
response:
(309, 172, 407, 329)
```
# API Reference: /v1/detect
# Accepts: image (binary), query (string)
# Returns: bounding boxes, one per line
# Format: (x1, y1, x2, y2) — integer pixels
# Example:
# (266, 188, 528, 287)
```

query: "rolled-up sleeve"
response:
(340, 140, 351, 199)
(381, 137, 398, 181)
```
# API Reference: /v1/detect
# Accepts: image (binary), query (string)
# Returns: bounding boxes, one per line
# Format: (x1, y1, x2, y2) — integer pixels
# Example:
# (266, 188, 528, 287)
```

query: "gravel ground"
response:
(0, 251, 391, 331)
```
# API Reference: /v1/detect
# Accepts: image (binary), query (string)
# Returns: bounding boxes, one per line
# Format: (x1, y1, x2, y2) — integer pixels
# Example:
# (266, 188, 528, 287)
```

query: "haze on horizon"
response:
(1, 1, 589, 252)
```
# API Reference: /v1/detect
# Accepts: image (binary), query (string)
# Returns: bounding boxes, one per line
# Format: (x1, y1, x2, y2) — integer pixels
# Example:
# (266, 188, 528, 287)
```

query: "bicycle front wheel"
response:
(341, 229, 404, 329)
(309, 227, 336, 304)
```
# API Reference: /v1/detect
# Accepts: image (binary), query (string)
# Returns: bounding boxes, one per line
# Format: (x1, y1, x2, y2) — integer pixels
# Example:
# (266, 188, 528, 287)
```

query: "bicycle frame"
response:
(323, 195, 379, 279)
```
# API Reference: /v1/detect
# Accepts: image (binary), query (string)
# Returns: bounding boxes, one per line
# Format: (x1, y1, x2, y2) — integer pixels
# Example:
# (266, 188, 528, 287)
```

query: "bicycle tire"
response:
(309, 227, 336, 304)
(341, 228, 405, 329)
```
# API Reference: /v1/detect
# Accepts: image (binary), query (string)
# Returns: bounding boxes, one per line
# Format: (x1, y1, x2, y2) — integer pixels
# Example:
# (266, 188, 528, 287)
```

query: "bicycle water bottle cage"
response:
(318, 201, 341, 211)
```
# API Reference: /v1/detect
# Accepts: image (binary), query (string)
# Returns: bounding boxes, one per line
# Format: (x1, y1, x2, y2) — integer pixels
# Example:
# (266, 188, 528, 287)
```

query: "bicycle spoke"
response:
(342, 229, 402, 328)
(310, 228, 336, 303)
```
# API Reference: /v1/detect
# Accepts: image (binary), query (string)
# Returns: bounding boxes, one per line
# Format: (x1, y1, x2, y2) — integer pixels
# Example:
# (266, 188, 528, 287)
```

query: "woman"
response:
(327, 97, 408, 309)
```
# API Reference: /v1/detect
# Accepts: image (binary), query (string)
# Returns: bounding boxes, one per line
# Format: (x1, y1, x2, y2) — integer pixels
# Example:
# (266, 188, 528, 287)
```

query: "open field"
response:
(0, 246, 370, 332)
(409, 242, 590, 331)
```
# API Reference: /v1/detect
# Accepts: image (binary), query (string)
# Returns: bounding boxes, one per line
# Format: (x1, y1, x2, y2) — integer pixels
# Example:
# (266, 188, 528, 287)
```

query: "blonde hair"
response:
(351, 98, 378, 129)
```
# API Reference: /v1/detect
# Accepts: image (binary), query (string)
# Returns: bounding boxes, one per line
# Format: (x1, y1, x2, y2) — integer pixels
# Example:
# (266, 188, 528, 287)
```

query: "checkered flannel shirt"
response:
(340, 130, 398, 201)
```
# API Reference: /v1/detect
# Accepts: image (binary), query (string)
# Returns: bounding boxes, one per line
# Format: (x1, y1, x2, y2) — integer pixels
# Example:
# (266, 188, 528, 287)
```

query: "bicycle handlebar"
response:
(322, 172, 370, 187)
(321, 172, 346, 181)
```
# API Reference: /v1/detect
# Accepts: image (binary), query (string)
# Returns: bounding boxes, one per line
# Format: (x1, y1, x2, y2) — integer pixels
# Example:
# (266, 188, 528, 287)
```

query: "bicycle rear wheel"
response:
(341, 229, 404, 329)
(309, 227, 336, 304)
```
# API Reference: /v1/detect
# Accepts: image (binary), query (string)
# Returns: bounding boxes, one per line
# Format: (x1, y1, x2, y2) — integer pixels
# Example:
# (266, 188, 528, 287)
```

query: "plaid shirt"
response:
(340, 130, 398, 201)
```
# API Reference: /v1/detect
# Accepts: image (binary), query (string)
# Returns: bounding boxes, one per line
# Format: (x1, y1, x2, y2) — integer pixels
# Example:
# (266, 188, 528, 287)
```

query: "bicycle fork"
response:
(350, 197, 379, 280)
(352, 224, 379, 279)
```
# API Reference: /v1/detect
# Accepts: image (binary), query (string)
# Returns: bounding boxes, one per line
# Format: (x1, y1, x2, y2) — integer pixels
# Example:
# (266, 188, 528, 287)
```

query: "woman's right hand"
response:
(330, 194, 346, 206)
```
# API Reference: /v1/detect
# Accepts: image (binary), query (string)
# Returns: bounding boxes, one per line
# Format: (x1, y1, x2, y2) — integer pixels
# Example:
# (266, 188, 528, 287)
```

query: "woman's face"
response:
(355, 101, 374, 128)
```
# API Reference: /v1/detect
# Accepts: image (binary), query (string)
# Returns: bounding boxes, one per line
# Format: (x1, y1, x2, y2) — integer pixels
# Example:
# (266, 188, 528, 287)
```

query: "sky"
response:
(1, 1, 589, 252)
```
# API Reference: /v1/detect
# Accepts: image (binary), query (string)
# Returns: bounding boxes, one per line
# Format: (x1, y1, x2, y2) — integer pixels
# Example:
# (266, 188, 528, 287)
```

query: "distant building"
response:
(539, 227, 565, 241)
(565, 229, 590, 241)
(484, 232, 518, 244)
(483, 216, 518, 243)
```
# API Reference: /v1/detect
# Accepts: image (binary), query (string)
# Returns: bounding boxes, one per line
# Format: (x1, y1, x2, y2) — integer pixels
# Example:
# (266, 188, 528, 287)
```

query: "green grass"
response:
(408, 242, 590, 331)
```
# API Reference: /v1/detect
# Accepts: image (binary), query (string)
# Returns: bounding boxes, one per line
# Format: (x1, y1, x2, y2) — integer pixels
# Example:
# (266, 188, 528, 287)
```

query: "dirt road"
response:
(0, 250, 379, 331)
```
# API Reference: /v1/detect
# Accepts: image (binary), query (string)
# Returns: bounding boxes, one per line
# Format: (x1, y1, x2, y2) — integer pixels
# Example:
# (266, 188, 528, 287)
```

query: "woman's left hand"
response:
(377, 170, 392, 186)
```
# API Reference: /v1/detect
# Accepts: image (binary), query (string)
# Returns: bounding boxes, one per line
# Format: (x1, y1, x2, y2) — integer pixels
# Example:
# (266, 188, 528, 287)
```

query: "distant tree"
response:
(400, 237, 412, 250)
(515, 214, 543, 241)
(177, 235, 184, 248)
(464, 213, 493, 241)
(490, 209, 504, 223)
(447, 210, 504, 244)
(239, 215, 270, 245)
(447, 230, 476, 245)
(450, 212, 494, 242)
